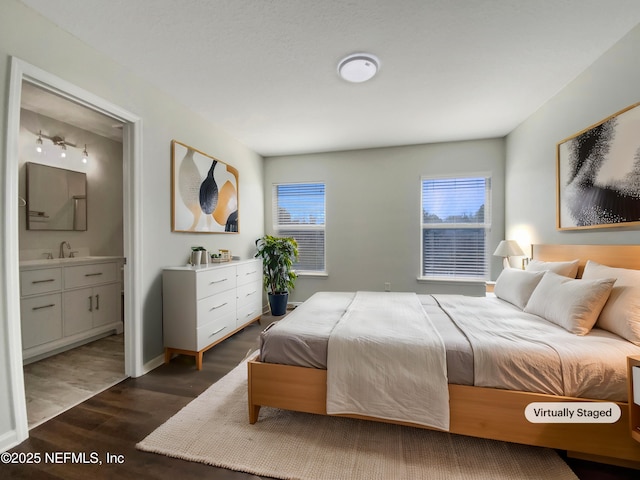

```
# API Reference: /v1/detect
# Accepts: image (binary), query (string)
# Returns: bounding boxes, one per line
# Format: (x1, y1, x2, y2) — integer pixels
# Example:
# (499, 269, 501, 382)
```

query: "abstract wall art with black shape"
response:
(557, 103, 640, 230)
(171, 140, 239, 233)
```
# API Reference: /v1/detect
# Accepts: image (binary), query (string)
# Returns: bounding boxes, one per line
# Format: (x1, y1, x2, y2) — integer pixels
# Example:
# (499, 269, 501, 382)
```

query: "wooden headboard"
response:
(532, 244, 640, 277)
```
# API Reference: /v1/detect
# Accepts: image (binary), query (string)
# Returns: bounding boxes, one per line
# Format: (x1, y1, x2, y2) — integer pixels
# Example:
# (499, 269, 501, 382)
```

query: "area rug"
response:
(137, 358, 578, 480)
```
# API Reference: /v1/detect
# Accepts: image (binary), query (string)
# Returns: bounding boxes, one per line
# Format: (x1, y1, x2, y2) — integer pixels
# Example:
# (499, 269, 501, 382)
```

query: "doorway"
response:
(3, 57, 142, 446)
(19, 83, 126, 427)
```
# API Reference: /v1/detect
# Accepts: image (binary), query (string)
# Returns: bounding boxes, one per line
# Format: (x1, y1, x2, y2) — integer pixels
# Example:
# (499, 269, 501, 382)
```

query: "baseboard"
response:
(0, 429, 21, 453)
(141, 354, 165, 375)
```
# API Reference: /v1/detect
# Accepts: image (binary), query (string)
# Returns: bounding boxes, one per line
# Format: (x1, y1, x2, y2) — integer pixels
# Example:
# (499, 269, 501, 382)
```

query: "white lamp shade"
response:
(493, 240, 525, 258)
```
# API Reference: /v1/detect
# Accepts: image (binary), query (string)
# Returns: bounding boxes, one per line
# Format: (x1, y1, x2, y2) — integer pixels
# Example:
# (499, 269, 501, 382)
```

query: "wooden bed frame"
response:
(247, 244, 640, 467)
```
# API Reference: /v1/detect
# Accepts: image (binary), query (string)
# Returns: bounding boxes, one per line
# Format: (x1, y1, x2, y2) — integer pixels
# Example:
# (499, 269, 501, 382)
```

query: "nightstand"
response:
(628, 355, 640, 443)
(485, 281, 496, 294)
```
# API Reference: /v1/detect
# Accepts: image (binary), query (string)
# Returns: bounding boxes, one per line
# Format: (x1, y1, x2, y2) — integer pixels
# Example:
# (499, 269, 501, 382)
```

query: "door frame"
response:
(3, 56, 143, 446)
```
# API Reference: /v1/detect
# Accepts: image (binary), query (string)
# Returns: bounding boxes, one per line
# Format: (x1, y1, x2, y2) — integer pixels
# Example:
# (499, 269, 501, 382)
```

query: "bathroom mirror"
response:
(26, 162, 87, 231)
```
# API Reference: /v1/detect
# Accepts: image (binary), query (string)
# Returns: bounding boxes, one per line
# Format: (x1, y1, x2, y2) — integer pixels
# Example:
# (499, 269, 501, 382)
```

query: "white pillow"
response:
(526, 259, 580, 278)
(524, 271, 616, 335)
(494, 268, 545, 309)
(582, 260, 640, 345)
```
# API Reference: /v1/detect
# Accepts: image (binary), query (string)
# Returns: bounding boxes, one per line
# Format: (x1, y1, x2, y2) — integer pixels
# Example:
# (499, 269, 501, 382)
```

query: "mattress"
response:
(260, 291, 640, 401)
(260, 292, 473, 384)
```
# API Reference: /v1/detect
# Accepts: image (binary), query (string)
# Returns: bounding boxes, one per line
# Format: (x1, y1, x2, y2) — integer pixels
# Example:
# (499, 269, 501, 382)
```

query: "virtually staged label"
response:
(524, 402, 621, 423)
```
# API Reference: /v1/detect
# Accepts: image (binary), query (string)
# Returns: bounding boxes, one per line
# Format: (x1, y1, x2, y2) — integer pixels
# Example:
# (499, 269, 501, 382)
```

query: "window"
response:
(420, 175, 491, 280)
(273, 183, 326, 273)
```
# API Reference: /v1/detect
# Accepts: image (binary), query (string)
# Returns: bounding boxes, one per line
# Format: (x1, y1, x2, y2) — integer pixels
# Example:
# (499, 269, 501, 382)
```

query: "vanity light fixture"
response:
(35, 130, 44, 153)
(337, 53, 380, 83)
(82, 144, 89, 164)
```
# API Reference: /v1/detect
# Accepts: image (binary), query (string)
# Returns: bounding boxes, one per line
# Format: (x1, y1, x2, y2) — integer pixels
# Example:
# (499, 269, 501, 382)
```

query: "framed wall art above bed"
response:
(171, 140, 239, 233)
(557, 102, 640, 230)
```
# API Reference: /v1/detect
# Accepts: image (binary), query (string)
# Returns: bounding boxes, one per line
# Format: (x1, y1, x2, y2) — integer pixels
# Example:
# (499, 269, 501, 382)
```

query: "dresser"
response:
(19, 257, 124, 364)
(162, 259, 263, 370)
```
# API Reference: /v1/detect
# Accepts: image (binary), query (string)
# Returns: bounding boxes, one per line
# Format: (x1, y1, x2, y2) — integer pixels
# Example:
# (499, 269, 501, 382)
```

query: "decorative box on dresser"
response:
(162, 258, 263, 370)
(19, 257, 124, 364)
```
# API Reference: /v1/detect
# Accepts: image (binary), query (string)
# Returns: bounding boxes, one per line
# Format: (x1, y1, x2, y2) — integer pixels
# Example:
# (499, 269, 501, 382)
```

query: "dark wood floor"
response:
(5, 314, 638, 480)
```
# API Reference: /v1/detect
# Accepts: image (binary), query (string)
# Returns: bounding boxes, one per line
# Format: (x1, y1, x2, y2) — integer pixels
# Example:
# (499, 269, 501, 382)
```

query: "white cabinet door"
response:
(63, 287, 94, 336)
(64, 283, 121, 335)
(92, 283, 121, 328)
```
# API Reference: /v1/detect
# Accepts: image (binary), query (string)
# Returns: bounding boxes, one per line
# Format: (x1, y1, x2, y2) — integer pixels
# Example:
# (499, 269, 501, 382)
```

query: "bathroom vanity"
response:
(19, 256, 124, 364)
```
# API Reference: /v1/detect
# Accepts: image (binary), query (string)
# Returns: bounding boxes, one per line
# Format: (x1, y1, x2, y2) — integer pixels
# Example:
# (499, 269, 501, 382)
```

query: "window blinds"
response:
(421, 176, 491, 279)
(273, 183, 326, 273)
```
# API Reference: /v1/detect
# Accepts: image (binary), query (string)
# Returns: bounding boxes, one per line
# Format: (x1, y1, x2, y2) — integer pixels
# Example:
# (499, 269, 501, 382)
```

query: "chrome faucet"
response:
(59, 241, 71, 258)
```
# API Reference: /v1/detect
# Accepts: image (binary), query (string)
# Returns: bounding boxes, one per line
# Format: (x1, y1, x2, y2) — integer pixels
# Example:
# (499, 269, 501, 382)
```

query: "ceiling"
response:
(21, 82, 124, 142)
(19, 0, 640, 157)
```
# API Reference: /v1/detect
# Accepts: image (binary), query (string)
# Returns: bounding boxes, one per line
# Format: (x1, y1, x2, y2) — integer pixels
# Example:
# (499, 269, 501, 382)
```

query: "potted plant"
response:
(255, 235, 299, 316)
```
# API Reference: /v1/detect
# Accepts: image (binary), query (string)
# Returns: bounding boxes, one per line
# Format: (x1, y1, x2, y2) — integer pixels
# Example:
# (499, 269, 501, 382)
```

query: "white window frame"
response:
(272, 182, 327, 275)
(419, 173, 492, 281)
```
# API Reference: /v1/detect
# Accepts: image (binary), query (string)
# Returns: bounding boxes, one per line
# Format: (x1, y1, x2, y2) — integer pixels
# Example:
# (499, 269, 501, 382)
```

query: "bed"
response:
(247, 244, 640, 467)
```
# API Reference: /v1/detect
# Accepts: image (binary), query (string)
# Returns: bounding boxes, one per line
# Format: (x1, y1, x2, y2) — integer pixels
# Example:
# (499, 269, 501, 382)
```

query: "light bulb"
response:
(36, 131, 43, 153)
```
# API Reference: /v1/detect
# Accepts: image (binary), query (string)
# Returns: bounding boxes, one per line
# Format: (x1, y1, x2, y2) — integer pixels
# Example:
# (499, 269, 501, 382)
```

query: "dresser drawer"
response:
(20, 293, 63, 349)
(237, 281, 261, 308)
(237, 301, 262, 326)
(237, 261, 261, 287)
(196, 266, 236, 299)
(196, 289, 236, 327)
(21, 268, 62, 296)
(64, 262, 117, 289)
(196, 312, 236, 350)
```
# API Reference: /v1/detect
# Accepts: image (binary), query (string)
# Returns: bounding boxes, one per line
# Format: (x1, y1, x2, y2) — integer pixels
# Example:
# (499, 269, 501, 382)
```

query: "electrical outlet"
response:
(384, 282, 391, 292)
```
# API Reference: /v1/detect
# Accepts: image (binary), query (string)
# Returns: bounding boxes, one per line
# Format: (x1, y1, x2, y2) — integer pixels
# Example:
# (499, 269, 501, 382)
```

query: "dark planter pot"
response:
(268, 292, 288, 316)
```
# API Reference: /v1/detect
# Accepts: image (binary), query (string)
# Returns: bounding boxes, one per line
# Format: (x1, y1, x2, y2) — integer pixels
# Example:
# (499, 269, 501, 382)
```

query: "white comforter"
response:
(326, 291, 450, 430)
(434, 295, 639, 401)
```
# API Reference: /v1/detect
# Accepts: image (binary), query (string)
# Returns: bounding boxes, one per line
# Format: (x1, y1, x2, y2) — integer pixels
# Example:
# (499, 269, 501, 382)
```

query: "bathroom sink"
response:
(20, 256, 122, 267)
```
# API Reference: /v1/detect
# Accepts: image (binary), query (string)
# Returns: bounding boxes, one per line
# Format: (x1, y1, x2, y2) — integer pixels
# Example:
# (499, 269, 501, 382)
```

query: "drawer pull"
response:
(245, 310, 257, 318)
(209, 278, 228, 285)
(85, 272, 104, 277)
(32, 279, 55, 284)
(245, 270, 257, 275)
(209, 326, 226, 337)
(245, 290, 257, 296)
(209, 302, 228, 311)
(32, 303, 55, 311)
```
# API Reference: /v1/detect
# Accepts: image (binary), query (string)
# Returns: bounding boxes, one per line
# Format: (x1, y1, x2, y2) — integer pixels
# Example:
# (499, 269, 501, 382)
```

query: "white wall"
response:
(19, 110, 124, 259)
(506, 24, 640, 250)
(265, 139, 506, 302)
(0, 0, 264, 449)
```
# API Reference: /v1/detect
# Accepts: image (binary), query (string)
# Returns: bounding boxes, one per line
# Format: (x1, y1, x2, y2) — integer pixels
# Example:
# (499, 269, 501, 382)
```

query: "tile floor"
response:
(23, 333, 126, 428)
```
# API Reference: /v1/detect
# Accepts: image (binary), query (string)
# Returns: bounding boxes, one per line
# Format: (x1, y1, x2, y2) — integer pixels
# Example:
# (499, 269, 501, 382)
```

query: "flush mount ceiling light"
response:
(337, 53, 380, 83)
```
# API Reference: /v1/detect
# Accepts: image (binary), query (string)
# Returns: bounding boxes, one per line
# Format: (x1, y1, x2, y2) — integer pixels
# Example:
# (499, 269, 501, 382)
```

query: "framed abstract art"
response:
(171, 140, 239, 233)
(557, 102, 640, 230)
